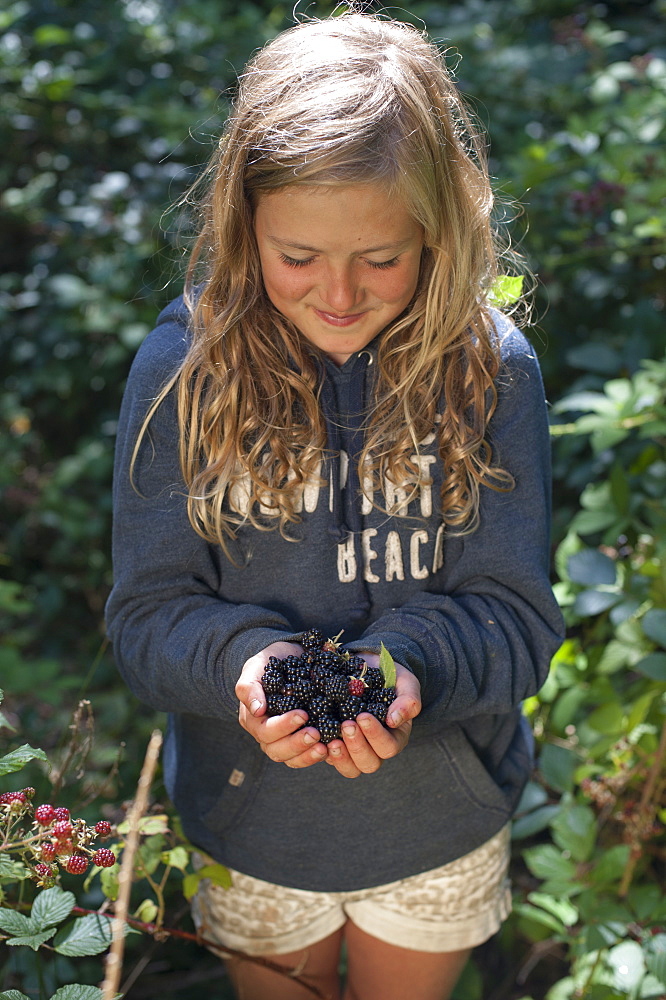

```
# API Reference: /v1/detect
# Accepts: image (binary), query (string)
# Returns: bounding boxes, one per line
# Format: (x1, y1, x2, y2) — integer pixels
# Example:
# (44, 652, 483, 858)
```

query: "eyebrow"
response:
(267, 235, 412, 254)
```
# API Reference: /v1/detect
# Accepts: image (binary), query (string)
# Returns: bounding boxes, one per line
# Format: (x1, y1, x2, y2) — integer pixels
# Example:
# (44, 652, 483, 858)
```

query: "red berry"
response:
(0, 792, 11, 804)
(41, 843, 57, 863)
(92, 848, 116, 868)
(348, 677, 366, 697)
(53, 807, 70, 822)
(55, 839, 73, 856)
(95, 820, 112, 838)
(53, 820, 73, 840)
(34, 863, 55, 879)
(66, 853, 88, 875)
(22, 787, 36, 800)
(35, 804, 56, 826)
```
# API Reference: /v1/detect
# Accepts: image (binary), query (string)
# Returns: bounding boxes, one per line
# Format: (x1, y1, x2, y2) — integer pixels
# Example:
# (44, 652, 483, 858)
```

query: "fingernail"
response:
(312, 746, 326, 759)
(342, 723, 356, 739)
(389, 710, 403, 726)
(303, 732, 315, 745)
(358, 718, 371, 730)
(250, 699, 262, 715)
(329, 745, 341, 756)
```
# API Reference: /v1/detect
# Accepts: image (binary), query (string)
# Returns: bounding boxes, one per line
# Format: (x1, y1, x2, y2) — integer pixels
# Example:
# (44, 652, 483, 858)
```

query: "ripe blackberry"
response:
(324, 674, 349, 703)
(92, 848, 116, 868)
(95, 820, 112, 838)
(266, 693, 303, 716)
(317, 716, 342, 744)
(292, 678, 313, 702)
(301, 628, 325, 652)
(377, 686, 396, 705)
(339, 696, 363, 721)
(312, 650, 341, 671)
(307, 694, 333, 721)
(363, 702, 388, 723)
(364, 666, 384, 691)
(311, 665, 334, 695)
(346, 654, 367, 672)
(66, 853, 88, 875)
(284, 660, 310, 683)
(35, 804, 56, 826)
(261, 668, 283, 695)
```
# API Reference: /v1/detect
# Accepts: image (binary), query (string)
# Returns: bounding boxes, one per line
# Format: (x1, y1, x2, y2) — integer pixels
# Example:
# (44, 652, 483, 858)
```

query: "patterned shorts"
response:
(191, 824, 511, 956)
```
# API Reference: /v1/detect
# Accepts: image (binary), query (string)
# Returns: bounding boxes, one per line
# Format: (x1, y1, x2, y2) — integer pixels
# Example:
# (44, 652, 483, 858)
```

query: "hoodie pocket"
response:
(435, 724, 512, 816)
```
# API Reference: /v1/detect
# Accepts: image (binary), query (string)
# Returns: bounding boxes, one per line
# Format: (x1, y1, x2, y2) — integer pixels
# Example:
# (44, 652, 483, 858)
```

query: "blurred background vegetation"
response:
(1, 0, 665, 998)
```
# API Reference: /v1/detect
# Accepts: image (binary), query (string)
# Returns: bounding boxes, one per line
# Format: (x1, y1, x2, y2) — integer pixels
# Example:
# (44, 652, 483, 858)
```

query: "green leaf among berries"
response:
(31, 887, 75, 929)
(0, 990, 33, 999)
(379, 643, 396, 688)
(0, 744, 48, 776)
(53, 913, 112, 957)
(0, 855, 31, 881)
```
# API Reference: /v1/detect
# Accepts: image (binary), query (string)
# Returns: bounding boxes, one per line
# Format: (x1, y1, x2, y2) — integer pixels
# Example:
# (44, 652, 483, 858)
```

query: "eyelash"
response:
(278, 253, 400, 270)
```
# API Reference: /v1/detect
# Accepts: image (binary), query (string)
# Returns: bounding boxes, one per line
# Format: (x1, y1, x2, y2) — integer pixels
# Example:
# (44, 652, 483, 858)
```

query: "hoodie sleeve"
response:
(104, 299, 297, 721)
(347, 323, 565, 731)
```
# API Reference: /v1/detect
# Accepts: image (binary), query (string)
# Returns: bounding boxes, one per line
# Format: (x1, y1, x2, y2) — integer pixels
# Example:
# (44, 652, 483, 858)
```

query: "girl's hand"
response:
(325, 656, 421, 779)
(236, 642, 328, 769)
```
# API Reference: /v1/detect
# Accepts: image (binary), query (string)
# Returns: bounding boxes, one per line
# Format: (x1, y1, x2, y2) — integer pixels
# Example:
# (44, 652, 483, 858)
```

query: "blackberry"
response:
(292, 678, 313, 702)
(347, 675, 367, 698)
(307, 694, 333, 720)
(34, 804, 56, 826)
(262, 668, 283, 695)
(311, 665, 335, 695)
(269, 693, 303, 716)
(346, 654, 366, 672)
(364, 666, 384, 691)
(66, 853, 88, 875)
(92, 848, 117, 868)
(377, 686, 396, 705)
(317, 716, 342, 744)
(363, 701, 388, 723)
(339, 696, 363, 721)
(324, 674, 349, 703)
(285, 660, 310, 683)
(301, 628, 325, 652)
(313, 650, 341, 671)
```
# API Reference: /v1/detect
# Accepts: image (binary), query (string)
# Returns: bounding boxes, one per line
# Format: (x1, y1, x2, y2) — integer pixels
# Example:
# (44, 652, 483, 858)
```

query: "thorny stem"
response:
(619, 718, 666, 898)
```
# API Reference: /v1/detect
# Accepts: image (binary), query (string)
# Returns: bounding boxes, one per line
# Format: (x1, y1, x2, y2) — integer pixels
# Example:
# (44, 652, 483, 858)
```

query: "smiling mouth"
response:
(314, 308, 366, 327)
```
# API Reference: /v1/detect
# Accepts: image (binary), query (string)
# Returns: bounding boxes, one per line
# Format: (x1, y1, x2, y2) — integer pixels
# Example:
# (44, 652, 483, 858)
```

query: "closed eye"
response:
(366, 256, 400, 270)
(278, 253, 314, 268)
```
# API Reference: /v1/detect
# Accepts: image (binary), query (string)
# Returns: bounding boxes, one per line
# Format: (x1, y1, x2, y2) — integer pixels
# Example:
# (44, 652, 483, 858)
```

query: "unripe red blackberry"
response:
(55, 838, 74, 856)
(41, 842, 57, 863)
(66, 853, 88, 875)
(347, 676, 367, 698)
(95, 820, 112, 838)
(92, 848, 116, 868)
(53, 820, 73, 840)
(35, 804, 57, 826)
(22, 787, 36, 800)
(53, 807, 70, 822)
(34, 863, 55, 879)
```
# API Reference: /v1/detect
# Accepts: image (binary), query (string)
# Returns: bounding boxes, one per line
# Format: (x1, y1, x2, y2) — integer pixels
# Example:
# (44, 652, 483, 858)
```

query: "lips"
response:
(313, 308, 367, 327)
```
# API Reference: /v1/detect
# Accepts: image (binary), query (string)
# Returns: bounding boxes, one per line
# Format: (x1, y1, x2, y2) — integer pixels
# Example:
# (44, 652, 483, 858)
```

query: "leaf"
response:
(567, 549, 617, 586)
(31, 887, 75, 929)
(6, 928, 56, 951)
(538, 743, 577, 793)
(161, 846, 189, 871)
(134, 898, 158, 923)
(574, 589, 621, 617)
(0, 710, 16, 732)
(642, 609, 666, 647)
(633, 653, 666, 681)
(0, 991, 32, 999)
(0, 855, 31, 880)
(512, 805, 561, 840)
(53, 913, 112, 957)
(589, 845, 630, 886)
(513, 901, 566, 935)
(0, 910, 34, 935)
(550, 804, 597, 862)
(0, 744, 48, 776)
(378, 643, 396, 688)
(527, 892, 578, 927)
(116, 813, 169, 836)
(523, 844, 577, 883)
(608, 940, 646, 990)
(51, 988, 109, 1000)
(488, 274, 524, 306)
(645, 933, 666, 988)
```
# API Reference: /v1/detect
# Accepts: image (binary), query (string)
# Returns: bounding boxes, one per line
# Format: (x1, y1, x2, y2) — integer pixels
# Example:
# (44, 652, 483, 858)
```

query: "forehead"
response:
(253, 183, 421, 250)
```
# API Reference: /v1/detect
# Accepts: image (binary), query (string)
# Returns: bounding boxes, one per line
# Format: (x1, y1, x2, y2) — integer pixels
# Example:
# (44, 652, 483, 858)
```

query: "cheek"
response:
(375, 266, 420, 305)
(263, 265, 310, 304)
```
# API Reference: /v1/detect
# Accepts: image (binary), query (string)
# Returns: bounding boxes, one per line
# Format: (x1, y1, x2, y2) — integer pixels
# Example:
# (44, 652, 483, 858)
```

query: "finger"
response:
(356, 713, 413, 759)
(338, 720, 383, 773)
(237, 678, 267, 718)
(260, 726, 326, 764)
(238, 704, 307, 740)
(325, 739, 362, 778)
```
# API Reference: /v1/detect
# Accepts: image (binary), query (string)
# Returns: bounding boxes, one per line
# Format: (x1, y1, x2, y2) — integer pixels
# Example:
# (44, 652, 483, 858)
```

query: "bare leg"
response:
(225, 927, 344, 1000)
(343, 921, 471, 1000)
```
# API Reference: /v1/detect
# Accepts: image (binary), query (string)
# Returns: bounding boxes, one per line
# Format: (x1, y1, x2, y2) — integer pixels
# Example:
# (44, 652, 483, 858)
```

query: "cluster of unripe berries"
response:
(0, 787, 116, 887)
(261, 629, 396, 744)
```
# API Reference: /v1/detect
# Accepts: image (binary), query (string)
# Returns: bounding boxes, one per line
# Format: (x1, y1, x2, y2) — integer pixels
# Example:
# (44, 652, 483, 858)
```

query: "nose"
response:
(320, 263, 363, 314)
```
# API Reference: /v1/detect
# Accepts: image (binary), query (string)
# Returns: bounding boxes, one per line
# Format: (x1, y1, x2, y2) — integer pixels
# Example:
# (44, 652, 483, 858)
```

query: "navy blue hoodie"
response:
(105, 296, 564, 891)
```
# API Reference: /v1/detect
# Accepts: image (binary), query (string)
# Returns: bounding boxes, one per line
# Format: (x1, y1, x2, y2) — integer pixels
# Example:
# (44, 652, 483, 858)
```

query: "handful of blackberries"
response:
(261, 629, 397, 743)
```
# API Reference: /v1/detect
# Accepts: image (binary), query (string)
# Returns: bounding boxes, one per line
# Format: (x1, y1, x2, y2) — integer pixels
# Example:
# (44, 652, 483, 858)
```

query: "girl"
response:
(106, 11, 565, 1000)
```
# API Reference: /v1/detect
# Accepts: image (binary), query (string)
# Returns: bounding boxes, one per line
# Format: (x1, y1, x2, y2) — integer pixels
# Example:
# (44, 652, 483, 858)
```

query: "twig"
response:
(619, 719, 666, 897)
(50, 700, 95, 798)
(102, 728, 163, 1000)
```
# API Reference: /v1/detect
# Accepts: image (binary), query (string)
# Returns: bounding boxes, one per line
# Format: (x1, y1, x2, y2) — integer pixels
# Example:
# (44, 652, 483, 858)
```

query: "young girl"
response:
(106, 11, 564, 1000)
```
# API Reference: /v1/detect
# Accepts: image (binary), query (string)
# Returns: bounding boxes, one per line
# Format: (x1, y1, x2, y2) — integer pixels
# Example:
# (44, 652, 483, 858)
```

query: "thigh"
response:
(343, 922, 470, 1000)
(225, 927, 344, 1000)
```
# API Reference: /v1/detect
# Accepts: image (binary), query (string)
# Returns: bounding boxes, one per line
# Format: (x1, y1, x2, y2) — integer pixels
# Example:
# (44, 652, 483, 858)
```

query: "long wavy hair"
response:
(139, 12, 518, 555)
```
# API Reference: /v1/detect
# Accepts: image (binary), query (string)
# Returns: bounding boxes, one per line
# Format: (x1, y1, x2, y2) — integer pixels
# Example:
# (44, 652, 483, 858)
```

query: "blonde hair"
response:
(140, 12, 517, 555)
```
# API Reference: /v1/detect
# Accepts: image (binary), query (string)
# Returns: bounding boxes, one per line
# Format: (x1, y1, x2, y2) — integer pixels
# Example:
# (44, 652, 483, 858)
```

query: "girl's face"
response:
(253, 183, 424, 365)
